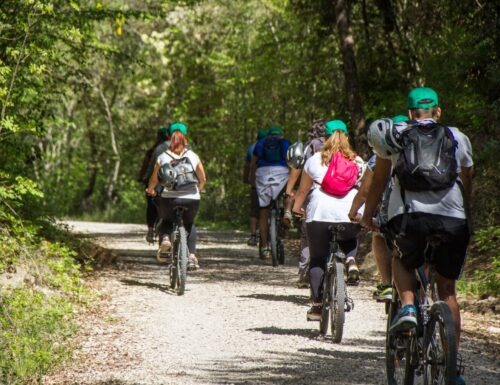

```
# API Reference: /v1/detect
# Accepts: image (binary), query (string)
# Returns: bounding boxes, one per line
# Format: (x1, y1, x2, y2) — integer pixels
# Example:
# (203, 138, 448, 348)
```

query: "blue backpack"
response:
(262, 136, 284, 163)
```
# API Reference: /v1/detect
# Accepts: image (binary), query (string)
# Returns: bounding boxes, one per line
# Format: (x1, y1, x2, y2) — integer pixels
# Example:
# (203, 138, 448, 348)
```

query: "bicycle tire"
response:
(269, 208, 278, 267)
(169, 230, 178, 290)
(386, 296, 415, 385)
(424, 301, 457, 385)
(330, 261, 345, 343)
(319, 272, 330, 336)
(176, 226, 188, 296)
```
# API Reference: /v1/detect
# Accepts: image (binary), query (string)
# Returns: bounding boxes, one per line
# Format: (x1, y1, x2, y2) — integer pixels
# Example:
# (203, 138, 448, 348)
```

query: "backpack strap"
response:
(397, 187, 411, 237)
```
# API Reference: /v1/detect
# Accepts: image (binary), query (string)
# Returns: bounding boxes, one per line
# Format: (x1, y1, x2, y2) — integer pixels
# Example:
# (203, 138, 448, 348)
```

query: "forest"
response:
(0, 0, 499, 383)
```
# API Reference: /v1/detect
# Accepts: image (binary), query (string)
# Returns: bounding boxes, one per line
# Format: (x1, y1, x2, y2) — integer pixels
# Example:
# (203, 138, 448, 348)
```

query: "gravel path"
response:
(44, 221, 499, 385)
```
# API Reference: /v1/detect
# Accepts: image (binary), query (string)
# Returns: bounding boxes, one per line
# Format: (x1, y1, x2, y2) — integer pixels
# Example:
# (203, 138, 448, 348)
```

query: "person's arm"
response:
(196, 162, 207, 192)
(292, 170, 313, 216)
(459, 166, 473, 201)
(146, 162, 160, 196)
(348, 169, 373, 222)
(286, 167, 301, 197)
(243, 161, 250, 184)
(360, 156, 392, 230)
(250, 155, 258, 187)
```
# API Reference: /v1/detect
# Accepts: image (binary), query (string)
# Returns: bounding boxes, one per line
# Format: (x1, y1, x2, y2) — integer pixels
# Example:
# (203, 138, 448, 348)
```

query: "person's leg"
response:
(372, 233, 393, 299)
(297, 219, 310, 286)
(156, 198, 175, 257)
(259, 207, 270, 253)
(335, 223, 361, 283)
(176, 199, 200, 269)
(187, 223, 197, 254)
(145, 194, 157, 242)
(435, 274, 460, 348)
(248, 187, 259, 245)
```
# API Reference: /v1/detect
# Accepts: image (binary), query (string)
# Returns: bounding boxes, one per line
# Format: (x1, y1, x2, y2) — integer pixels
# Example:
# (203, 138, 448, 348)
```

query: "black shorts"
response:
(250, 187, 259, 218)
(388, 213, 470, 280)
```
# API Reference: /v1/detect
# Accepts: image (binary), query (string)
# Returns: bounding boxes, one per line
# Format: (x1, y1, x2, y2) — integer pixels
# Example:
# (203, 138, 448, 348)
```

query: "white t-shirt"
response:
(303, 152, 363, 223)
(388, 120, 473, 220)
(157, 149, 201, 200)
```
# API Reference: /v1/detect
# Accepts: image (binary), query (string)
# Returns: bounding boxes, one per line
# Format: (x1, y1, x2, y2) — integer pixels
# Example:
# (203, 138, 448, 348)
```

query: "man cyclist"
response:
(138, 127, 170, 243)
(361, 88, 472, 385)
(286, 119, 327, 287)
(243, 129, 268, 246)
(349, 115, 409, 302)
(250, 126, 290, 259)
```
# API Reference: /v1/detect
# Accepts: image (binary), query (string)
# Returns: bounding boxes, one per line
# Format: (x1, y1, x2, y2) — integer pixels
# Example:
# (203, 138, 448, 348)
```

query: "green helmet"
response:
(391, 115, 409, 123)
(407, 87, 438, 109)
(268, 126, 284, 136)
(257, 129, 268, 140)
(325, 119, 348, 135)
(169, 122, 188, 135)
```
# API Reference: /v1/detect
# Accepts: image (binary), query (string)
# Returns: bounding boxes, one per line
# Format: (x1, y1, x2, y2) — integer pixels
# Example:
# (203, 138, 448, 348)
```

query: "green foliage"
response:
(458, 226, 500, 297)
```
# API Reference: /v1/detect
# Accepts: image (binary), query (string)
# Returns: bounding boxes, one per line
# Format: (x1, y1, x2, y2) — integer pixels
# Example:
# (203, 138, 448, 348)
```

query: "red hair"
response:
(169, 130, 188, 154)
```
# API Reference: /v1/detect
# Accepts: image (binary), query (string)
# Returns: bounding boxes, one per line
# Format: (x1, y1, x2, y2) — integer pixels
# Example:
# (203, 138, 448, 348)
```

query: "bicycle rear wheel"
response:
(424, 301, 457, 385)
(330, 261, 345, 343)
(319, 273, 330, 336)
(386, 296, 415, 385)
(175, 226, 188, 295)
(169, 230, 178, 290)
(269, 208, 278, 267)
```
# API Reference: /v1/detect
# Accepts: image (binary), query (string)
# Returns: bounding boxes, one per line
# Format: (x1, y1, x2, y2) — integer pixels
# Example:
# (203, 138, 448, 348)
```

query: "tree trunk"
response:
(334, 0, 368, 157)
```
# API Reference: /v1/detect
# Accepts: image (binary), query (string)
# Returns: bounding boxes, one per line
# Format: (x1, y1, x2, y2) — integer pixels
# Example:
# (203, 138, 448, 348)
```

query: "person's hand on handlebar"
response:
(292, 205, 305, 217)
(348, 211, 362, 223)
(360, 216, 380, 232)
(145, 187, 157, 197)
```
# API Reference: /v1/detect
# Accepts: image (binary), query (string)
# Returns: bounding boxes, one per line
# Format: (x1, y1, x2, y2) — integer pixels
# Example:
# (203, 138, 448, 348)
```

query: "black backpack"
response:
(394, 122, 458, 192)
(165, 151, 199, 191)
(262, 136, 284, 163)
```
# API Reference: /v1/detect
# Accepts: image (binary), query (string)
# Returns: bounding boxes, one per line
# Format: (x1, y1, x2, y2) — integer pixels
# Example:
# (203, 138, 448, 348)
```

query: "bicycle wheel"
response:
(169, 230, 178, 290)
(330, 261, 345, 343)
(386, 296, 415, 385)
(269, 208, 278, 267)
(424, 301, 457, 385)
(319, 272, 330, 336)
(175, 226, 188, 295)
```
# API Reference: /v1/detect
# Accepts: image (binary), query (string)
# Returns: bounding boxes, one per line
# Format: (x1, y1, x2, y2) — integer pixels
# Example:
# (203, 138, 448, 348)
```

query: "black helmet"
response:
(158, 163, 177, 189)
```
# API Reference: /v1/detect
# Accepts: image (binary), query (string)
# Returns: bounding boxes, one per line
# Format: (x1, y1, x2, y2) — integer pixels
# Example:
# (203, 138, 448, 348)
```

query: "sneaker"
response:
(282, 210, 293, 228)
(146, 228, 155, 244)
(346, 264, 360, 285)
(390, 304, 417, 333)
(456, 375, 466, 385)
(259, 247, 272, 260)
(373, 283, 392, 302)
(247, 233, 258, 246)
(307, 305, 322, 321)
(159, 235, 171, 252)
(188, 254, 200, 271)
(156, 249, 171, 264)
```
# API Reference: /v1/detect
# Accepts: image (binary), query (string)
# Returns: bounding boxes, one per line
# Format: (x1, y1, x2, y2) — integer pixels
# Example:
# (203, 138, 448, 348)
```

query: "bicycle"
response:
(386, 235, 458, 385)
(156, 206, 189, 296)
(268, 193, 286, 267)
(319, 224, 355, 343)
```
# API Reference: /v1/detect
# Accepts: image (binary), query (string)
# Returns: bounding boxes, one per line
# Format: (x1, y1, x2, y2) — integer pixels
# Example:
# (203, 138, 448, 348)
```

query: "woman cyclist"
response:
(146, 122, 206, 270)
(292, 120, 364, 321)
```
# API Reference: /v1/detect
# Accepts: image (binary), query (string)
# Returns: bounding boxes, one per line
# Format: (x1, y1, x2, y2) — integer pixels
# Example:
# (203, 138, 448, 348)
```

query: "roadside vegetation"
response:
(0, 1, 498, 383)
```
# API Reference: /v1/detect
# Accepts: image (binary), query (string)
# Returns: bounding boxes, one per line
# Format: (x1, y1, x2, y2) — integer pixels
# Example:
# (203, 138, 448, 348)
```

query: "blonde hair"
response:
(321, 131, 357, 166)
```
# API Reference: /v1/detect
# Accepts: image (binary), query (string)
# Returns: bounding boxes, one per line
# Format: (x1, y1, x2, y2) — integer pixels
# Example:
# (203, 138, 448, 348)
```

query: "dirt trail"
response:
(44, 221, 499, 385)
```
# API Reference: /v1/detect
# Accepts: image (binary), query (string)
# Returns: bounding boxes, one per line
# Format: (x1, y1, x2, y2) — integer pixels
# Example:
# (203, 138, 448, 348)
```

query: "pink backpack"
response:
(320, 152, 358, 197)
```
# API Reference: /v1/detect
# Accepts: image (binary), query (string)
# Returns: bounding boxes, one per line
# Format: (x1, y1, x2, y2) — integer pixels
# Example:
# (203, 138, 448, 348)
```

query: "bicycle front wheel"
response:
(330, 261, 345, 343)
(175, 226, 189, 296)
(269, 208, 278, 267)
(424, 301, 457, 385)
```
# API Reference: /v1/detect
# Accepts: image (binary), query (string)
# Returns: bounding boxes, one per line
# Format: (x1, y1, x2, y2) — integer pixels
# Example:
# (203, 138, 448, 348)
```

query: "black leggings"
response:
(145, 194, 158, 228)
(155, 198, 199, 253)
(306, 221, 360, 302)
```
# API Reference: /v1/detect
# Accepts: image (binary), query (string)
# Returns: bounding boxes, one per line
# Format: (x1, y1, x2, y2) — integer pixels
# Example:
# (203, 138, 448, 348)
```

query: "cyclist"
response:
(138, 127, 170, 243)
(361, 88, 472, 385)
(243, 129, 269, 246)
(348, 115, 409, 302)
(292, 120, 364, 321)
(286, 119, 327, 287)
(250, 126, 290, 259)
(146, 122, 207, 270)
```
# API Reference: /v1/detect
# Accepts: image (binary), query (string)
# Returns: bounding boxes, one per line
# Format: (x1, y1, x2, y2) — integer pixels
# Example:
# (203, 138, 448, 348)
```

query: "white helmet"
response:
(286, 141, 305, 169)
(158, 163, 178, 189)
(367, 118, 405, 159)
(353, 156, 367, 182)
